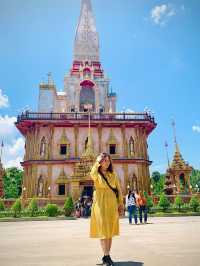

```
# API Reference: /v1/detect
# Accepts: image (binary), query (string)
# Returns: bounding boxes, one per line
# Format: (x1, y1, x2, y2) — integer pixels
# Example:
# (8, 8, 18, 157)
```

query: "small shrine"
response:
(164, 122, 193, 195)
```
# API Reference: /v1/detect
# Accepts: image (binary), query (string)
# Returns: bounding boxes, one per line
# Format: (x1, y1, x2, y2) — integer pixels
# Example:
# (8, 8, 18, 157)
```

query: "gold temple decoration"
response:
(71, 112, 96, 181)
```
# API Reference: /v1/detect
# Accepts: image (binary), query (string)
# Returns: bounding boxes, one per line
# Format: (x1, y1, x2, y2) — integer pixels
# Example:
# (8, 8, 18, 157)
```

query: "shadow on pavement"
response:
(97, 262, 143, 266)
(115, 262, 143, 266)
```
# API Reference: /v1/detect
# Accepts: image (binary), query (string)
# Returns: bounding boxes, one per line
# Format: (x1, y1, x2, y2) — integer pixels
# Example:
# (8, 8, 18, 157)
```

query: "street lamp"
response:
(48, 186, 51, 200)
(195, 184, 198, 193)
(23, 186, 26, 198)
(127, 185, 130, 192)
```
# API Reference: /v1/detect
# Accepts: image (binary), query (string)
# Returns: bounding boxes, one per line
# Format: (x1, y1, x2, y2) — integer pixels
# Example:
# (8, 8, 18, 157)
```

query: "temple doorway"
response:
(81, 186, 94, 198)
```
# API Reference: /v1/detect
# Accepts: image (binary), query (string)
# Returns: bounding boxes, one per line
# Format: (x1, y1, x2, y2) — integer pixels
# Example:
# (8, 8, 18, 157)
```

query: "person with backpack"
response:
(137, 191, 148, 224)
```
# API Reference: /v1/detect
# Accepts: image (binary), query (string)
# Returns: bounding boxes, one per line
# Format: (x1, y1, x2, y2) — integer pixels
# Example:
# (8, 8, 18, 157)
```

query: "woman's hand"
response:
(118, 204, 124, 216)
(96, 154, 106, 164)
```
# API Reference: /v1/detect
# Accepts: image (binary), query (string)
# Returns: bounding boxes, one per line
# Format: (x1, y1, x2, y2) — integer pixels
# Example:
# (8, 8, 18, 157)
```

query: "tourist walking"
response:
(126, 190, 138, 224)
(137, 191, 148, 224)
(90, 153, 124, 266)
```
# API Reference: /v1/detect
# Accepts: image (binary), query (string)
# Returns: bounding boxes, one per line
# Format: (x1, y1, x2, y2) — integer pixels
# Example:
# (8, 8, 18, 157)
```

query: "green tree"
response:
(174, 195, 183, 212)
(190, 196, 200, 212)
(3, 167, 23, 199)
(152, 171, 161, 182)
(45, 204, 58, 217)
(151, 172, 165, 196)
(28, 198, 38, 217)
(158, 193, 170, 211)
(0, 198, 5, 211)
(64, 196, 74, 216)
(190, 169, 200, 191)
(146, 196, 153, 213)
(11, 198, 22, 218)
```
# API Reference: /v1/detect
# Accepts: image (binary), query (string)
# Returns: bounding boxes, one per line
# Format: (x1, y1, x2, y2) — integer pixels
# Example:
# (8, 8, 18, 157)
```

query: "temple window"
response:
(58, 129, 70, 158)
(107, 128, 119, 157)
(60, 145, 67, 155)
(58, 184, 65, 195)
(109, 144, 116, 154)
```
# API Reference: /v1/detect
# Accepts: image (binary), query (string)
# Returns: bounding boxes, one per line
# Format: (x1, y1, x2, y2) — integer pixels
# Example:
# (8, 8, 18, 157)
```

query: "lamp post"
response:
(195, 184, 198, 193)
(150, 184, 153, 195)
(173, 184, 176, 194)
(48, 186, 51, 201)
(22, 186, 26, 208)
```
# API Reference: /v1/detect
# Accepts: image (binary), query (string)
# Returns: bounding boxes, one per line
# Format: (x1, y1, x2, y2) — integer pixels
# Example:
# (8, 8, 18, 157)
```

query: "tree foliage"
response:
(158, 193, 170, 211)
(174, 195, 183, 212)
(64, 196, 74, 217)
(3, 167, 23, 199)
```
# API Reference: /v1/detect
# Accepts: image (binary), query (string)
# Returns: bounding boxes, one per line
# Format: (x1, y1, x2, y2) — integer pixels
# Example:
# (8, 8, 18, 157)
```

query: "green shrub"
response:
(190, 196, 200, 212)
(158, 193, 170, 211)
(0, 198, 5, 211)
(63, 196, 74, 217)
(45, 204, 58, 217)
(11, 198, 22, 217)
(28, 198, 38, 217)
(174, 196, 184, 212)
(146, 196, 154, 213)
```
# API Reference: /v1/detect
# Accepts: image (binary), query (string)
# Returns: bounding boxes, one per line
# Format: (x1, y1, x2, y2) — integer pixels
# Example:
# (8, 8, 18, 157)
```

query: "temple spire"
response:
(74, 0, 99, 62)
(172, 120, 180, 152)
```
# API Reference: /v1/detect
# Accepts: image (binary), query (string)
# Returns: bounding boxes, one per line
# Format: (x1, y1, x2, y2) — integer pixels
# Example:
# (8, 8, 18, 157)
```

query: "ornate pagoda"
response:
(164, 122, 192, 195)
(15, 0, 156, 202)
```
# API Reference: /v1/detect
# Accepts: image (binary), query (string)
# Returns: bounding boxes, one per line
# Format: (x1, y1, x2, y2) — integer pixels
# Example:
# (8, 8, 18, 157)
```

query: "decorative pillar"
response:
(47, 165, 53, 198)
(175, 174, 180, 193)
(122, 164, 129, 195)
(74, 125, 79, 157)
(98, 124, 102, 153)
(121, 125, 126, 157)
(71, 181, 80, 201)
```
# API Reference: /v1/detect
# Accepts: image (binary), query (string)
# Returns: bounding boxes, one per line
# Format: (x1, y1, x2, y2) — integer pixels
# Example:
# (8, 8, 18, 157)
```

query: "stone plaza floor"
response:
(0, 216, 200, 266)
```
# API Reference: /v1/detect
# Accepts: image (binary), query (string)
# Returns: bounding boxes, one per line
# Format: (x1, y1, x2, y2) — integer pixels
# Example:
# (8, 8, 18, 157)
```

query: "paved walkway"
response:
(0, 217, 200, 266)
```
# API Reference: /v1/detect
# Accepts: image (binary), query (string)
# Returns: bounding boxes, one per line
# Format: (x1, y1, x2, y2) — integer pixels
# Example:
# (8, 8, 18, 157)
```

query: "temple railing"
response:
(17, 111, 155, 123)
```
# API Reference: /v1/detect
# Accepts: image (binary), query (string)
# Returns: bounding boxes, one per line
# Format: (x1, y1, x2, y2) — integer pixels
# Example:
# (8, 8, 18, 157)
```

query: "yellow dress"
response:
(90, 161, 123, 239)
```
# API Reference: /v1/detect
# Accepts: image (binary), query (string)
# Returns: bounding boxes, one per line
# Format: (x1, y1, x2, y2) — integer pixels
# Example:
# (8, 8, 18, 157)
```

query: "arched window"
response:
(40, 137, 46, 157)
(129, 137, 135, 157)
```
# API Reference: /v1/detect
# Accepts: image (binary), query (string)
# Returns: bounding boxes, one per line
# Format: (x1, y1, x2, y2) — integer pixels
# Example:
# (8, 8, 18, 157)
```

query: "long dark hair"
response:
(98, 152, 113, 173)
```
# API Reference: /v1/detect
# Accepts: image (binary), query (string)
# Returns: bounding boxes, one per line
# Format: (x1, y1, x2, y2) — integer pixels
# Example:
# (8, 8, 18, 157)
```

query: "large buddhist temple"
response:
(15, 0, 156, 202)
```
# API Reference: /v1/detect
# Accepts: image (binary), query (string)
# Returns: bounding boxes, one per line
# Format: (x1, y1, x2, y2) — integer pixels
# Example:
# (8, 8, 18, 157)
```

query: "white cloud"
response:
(151, 4, 176, 26)
(0, 115, 24, 169)
(192, 125, 200, 133)
(0, 115, 17, 137)
(0, 89, 9, 108)
(4, 157, 23, 169)
(8, 138, 25, 156)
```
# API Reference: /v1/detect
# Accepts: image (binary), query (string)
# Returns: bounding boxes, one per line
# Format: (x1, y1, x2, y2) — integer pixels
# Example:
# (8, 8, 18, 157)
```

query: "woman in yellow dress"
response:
(90, 152, 124, 266)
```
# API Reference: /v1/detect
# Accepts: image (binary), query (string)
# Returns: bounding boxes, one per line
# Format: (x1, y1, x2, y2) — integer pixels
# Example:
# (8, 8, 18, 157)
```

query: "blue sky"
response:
(0, 0, 199, 172)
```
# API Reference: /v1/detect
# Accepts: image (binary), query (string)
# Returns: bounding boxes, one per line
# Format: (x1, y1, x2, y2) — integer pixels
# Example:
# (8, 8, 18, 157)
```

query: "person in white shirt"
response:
(125, 190, 138, 224)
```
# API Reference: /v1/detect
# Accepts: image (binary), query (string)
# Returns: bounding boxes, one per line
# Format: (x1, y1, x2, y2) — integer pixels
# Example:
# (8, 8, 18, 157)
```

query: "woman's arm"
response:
(115, 174, 124, 206)
(90, 161, 100, 181)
